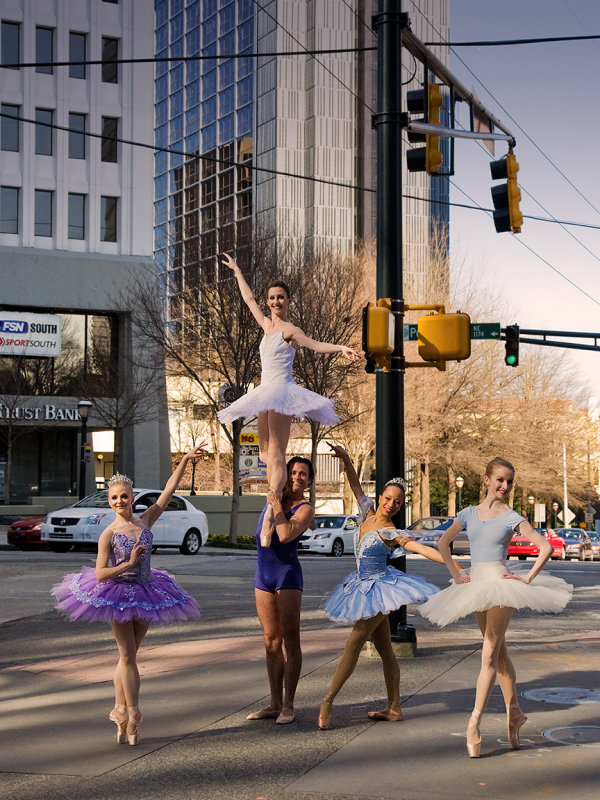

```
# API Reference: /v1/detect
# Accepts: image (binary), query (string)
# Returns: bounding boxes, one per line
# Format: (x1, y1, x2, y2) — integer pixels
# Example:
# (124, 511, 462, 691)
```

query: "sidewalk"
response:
(1, 622, 599, 799)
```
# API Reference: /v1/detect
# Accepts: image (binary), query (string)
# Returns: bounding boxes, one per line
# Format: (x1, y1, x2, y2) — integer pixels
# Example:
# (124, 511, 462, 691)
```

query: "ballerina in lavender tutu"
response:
(52, 445, 205, 745)
(217, 253, 360, 544)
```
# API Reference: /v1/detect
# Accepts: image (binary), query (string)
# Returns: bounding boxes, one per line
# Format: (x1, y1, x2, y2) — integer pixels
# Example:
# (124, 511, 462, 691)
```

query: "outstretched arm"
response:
(289, 328, 361, 361)
(398, 536, 462, 570)
(328, 443, 364, 503)
(437, 519, 467, 581)
(221, 253, 269, 331)
(140, 444, 207, 528)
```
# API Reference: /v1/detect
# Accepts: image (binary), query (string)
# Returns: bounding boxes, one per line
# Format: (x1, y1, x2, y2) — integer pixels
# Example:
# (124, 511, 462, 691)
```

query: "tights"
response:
(472, 606, 518, 712)
(324, 613, 400, 711)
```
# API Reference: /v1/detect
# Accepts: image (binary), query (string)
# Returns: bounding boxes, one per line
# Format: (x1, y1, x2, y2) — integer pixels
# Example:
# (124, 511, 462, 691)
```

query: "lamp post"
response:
(77, 400, 93, 500)
(552, 501, 559, 528)
(190, 455, 197, 496)
(455, 476, 465, 513)
(527, 494, 535, 525)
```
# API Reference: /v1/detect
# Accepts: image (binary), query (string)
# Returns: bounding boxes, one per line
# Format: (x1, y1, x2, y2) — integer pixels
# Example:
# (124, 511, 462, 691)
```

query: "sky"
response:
(437, 0, 600, 396)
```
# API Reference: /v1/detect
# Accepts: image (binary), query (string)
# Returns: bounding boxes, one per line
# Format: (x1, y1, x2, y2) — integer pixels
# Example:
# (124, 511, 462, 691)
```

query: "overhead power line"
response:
(426, 34, 600, 47)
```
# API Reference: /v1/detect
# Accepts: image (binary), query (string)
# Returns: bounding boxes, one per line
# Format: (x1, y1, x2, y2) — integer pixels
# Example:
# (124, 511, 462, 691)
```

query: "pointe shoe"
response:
(318, 698, 333, 730)
(108, 704, 128, 744)
(126, 706, 143, 746)
(466, 710, 482, 758)
(507, 705, 527, 749)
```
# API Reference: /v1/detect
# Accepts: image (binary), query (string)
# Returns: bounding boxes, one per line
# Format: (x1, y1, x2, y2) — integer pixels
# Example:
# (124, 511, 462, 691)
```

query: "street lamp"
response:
(190, 453, 197, 496)
(527, 494, 535, 525)
(77, 399, 93, 500)
(552, 501, 559, 528)
(455, 476, 465, 513)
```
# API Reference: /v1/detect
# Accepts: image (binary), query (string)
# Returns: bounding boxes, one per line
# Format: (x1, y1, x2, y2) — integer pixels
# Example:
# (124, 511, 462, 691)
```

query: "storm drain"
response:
(542, 726, 600, 747)
(522, 687, 600, 705)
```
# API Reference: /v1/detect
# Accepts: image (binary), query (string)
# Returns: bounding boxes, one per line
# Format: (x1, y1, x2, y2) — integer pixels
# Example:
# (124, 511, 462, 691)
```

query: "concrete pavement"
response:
(2, 613, 600, 800)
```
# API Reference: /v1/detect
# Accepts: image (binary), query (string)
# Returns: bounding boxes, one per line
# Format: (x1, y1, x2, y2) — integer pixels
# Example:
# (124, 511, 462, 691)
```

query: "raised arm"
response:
(140, 444, 207, 529)
(222, 253, 269, 331)
(289, 328, 361, 361)
(328, 443, 364, 503)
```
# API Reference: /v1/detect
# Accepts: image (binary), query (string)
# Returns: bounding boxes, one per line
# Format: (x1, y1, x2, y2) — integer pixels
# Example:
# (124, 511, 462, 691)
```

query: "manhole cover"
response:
(522, 687, 600, 705)
(543, 726, 600, 746)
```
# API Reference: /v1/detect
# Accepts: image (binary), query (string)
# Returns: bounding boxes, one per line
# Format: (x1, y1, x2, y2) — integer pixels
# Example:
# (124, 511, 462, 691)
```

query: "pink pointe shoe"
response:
(466, 709, 482, 758)
(108, 704, 128, 744)
(126, 706, 143, 746)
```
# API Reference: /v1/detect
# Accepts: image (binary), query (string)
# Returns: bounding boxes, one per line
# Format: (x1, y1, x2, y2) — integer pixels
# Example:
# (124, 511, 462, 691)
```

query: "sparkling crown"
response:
(107, 473, 133, 488)
(384, 476, 406, 492)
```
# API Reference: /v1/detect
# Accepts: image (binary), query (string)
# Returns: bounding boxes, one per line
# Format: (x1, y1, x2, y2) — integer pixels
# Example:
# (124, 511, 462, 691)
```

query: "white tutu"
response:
(420, 561, 573, 627)
(217, 381, 338, 425)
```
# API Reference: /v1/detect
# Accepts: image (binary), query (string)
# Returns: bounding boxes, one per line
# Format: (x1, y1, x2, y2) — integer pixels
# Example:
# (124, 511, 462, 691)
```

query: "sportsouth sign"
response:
(0, 312, 62, 358)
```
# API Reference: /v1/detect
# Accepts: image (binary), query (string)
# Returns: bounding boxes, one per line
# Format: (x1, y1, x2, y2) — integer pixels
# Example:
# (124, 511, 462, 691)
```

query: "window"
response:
(1, 104, 19, 151)
(218, 169, 233, 198)
(0, 186, 18, 233)
(101, 196, 118, 242)
(34, 190, 53, 237)
(101, 117, 118, 162)
(201, 178, 216, 205)
(69, 32, 86, 79)
(68, 193, 85, 239)
(102, 37, 118, 83)
(35, 27, 53, 74)
(1, 21, 19, 68)
(68, 113, 86, 159)
(35, 108, 53, 155)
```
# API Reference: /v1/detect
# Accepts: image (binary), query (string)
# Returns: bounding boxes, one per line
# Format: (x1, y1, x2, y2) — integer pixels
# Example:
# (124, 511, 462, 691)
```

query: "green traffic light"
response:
(505, 354, 517, 366)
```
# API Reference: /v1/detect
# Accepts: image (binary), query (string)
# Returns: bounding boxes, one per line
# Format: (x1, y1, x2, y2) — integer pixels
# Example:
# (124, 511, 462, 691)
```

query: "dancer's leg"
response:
(260, 411, 292, 541)
(368, 616, 402, 720)
(274, 589, 302, 722)
(111, 620, 149, 709)
(257, 412, 270, 485)
(113, 619, 149, 706)
(250, 589, 284, 718)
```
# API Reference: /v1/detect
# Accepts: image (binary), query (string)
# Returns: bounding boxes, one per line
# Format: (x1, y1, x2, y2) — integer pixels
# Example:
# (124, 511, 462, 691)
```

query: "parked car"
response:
(508, 527, 566, 561)
(587, 531, 600, 561)
(40, 489, 208, 555)
(407, 516, 470, 555)
(7, 516, 50, 549)
(298, 514, 359, 557)
(554, 528, 594, 561)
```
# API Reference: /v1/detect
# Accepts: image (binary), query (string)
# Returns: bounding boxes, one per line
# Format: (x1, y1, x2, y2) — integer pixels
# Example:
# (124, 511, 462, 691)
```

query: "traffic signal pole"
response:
(373, 2, 413, 646)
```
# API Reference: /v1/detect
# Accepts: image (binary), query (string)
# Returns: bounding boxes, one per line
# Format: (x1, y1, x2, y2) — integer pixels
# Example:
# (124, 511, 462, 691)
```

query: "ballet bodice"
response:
(110, 529, 152, 583)
(259, 332, 295, 385)
(353, 495, 412, 579)
(457, 506, 526, 562)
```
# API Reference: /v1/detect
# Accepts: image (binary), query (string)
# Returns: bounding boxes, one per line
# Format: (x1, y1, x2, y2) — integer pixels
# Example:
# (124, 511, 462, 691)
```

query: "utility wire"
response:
(0, 47, 377, 70)
(425, 34, 600, 46)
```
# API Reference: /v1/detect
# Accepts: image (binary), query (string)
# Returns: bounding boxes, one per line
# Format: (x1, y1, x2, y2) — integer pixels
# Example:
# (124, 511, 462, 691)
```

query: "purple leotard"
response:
(254, 501, 310, 593)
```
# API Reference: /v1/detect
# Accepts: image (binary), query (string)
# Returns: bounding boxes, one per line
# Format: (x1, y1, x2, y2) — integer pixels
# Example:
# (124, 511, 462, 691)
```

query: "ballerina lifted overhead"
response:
(217, 252, 360, 543)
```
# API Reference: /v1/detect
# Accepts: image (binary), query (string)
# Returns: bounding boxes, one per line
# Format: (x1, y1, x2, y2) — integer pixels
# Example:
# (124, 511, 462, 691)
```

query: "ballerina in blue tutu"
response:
(318, 445, 460, 730)
(52, 445, 205, 745)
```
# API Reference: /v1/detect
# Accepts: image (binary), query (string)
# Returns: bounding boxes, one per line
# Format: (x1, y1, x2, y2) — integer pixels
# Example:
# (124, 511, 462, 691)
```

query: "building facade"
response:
(0, 0, 171, 504)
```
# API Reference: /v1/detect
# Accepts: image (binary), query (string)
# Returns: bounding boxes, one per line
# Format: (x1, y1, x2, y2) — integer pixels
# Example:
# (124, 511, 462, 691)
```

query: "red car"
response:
(6, 516, 50, 549)
(508, 527, 566, 561)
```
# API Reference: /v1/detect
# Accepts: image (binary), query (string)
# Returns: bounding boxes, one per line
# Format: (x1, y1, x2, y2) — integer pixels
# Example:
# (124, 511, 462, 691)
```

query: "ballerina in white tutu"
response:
(317, 445, 462, 730)
(217, 253, 360, 543)
(420, 457, 573, 758)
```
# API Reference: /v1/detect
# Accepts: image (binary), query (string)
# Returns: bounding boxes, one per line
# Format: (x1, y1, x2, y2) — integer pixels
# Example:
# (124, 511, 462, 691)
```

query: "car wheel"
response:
(180, 528, 202, 555)
(518, 555, 526, 561)
(559, 547, 566, 560)
(328, 538, 344, 558)
(51, 543, 72, 553)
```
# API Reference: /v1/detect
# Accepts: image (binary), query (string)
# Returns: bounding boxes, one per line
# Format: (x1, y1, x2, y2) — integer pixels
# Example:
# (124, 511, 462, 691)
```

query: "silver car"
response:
(408, 516, 470, 555)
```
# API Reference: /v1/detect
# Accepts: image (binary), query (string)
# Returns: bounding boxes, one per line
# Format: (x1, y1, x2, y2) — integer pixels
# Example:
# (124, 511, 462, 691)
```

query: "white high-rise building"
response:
(0, 0, 170, 503)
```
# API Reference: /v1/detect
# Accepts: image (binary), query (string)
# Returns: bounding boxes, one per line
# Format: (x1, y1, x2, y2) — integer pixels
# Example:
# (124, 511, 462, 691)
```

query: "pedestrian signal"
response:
(417, 311, 471, 362)
(504, 324, 519, 367)
(490, 150, 523, 234)
(406, 82, 444, 175)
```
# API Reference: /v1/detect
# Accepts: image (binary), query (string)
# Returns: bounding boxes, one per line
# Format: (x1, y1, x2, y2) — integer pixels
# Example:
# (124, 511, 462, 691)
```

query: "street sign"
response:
(470, 323, 501, 339)
(404, 322, 500, 341)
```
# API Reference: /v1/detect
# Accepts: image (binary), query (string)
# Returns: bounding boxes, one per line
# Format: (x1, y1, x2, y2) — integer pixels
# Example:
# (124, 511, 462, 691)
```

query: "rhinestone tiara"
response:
(107, 472, 133, 488)
(383, 476, 406, 492)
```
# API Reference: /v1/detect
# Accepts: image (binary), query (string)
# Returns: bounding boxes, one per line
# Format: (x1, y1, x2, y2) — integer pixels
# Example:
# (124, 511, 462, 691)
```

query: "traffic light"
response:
(417, 311, 471, 362)
(490, 150, 523, 234)
(406, 82, 444, 175)
(504, 324, 519, 367)
(362, 299, 395, 373)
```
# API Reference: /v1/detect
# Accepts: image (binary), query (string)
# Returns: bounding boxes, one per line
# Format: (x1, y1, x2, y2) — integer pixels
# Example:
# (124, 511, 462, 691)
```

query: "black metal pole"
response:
(78, 417, 88, 501)
(373, 1, 413, 645)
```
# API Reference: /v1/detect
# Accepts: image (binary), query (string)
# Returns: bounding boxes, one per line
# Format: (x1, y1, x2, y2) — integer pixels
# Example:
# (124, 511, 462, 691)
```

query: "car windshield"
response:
(558, 530, 582, 540)
(314, 516, 346, 528)
(408, 518, 452, 531)
(589, 532, 599, 542)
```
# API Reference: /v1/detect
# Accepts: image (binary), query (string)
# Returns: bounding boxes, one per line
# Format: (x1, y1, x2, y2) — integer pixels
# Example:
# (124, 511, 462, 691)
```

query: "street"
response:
(1, 547, 600, 799)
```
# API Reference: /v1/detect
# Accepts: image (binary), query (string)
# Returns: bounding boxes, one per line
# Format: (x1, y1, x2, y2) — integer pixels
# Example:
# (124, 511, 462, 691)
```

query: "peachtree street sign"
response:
(0, 312, 62, 358)
(404, 322, 501, 341)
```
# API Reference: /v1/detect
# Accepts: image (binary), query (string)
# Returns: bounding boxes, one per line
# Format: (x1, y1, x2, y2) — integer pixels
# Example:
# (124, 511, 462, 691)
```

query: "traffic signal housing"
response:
(362, 299, 395, 373)
(504, 324, 519, 367)
(406, 82, 443, 175)
(490, 150, 523, 234)
(417, 311, 471, 362)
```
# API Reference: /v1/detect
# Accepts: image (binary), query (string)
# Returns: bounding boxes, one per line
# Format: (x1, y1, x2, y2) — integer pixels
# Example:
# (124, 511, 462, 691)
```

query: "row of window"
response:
(0, 187, 118, 241)
(0, 21, 120, 83)
(1, 106, 119, 161)
(155, 0, 253, 35)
